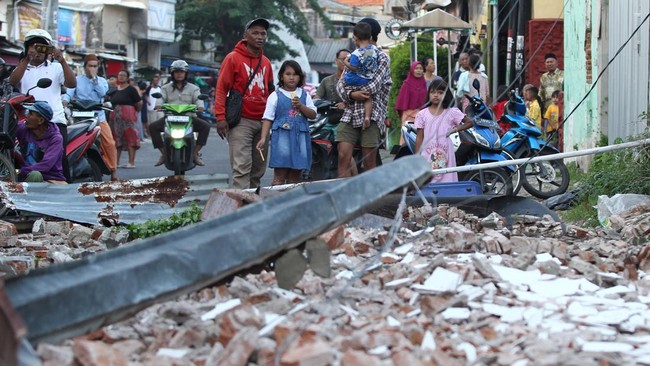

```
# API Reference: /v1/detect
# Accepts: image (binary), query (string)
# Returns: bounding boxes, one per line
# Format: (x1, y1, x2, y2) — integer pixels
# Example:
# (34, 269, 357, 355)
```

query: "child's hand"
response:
(291, 96, 301, 109)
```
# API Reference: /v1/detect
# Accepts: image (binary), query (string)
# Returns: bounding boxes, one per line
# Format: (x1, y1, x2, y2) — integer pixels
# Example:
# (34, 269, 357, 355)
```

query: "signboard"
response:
(385, 18, 405, 41)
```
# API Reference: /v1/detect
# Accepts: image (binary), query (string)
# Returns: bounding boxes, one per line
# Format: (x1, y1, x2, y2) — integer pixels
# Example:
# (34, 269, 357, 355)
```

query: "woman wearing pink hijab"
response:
(395, 61, 428, 145)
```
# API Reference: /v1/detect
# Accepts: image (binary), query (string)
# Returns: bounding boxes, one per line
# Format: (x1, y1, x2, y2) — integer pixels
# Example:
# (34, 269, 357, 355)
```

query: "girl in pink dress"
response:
(414, 80, 473, 182)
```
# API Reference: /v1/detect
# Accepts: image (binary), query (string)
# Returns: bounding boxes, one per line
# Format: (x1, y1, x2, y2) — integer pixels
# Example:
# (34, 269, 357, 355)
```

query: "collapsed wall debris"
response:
(1, 156, 433, 365)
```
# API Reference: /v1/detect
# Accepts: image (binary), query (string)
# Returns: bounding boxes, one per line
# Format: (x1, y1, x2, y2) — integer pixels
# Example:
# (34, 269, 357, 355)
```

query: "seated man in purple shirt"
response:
(15, 101, 66, 182)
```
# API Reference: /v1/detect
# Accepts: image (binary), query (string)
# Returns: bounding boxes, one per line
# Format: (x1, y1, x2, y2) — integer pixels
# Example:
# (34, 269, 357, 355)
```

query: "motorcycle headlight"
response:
(471, 130, 490, 147)
(170, 129, 185, 139)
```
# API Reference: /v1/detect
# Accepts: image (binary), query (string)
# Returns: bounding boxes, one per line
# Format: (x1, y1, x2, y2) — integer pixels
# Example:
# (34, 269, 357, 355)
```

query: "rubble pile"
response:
(3, 203, 650, 365)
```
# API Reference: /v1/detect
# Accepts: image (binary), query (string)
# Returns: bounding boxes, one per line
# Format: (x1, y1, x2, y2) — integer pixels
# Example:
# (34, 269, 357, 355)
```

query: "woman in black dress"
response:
(109, 69, 143, 168)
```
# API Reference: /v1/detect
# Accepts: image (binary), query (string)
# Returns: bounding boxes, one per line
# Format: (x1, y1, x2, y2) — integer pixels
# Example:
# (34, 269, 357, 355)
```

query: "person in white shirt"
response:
(9, 29, 77, 182)
(144, 72, 163, 138)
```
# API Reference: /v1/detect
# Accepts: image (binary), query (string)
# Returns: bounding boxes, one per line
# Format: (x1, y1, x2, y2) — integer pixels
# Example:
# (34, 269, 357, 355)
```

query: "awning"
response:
(96, 53, 138, 63)
(59, 0, 146, 12)
(401, 8, 472, 30)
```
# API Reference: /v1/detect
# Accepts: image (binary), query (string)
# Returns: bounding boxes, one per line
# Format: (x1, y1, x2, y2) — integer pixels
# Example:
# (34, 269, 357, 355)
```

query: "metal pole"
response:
(447, 30, 452, 84)
(428, 138, 650, 176)
(492, 1, 499, 99)
(433, 30, 438, 75)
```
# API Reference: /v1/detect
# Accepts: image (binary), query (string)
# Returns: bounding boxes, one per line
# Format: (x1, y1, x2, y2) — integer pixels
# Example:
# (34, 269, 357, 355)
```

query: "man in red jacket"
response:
(215, 18, 275, 189)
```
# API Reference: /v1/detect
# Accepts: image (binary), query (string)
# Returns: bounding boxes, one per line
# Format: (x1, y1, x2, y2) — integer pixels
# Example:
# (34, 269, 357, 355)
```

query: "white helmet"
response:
(170, 59, 189, 73)
(25, 29, 53, 45)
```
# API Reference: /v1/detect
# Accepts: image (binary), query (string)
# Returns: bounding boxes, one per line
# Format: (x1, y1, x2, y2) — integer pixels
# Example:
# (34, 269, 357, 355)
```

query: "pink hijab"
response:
(395, 61, 428, 112)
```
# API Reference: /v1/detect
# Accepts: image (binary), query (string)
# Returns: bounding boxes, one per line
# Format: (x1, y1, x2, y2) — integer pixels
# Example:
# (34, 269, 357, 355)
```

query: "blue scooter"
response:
(396, 80, 514, 195)
(500, 92, 569, 199)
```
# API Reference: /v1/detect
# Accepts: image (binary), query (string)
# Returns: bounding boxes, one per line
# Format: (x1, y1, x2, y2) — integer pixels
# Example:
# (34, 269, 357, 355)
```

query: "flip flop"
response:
(119, 164, 136, 169)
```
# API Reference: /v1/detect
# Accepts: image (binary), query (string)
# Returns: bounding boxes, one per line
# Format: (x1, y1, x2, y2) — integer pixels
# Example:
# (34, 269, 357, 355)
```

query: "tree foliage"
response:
(175, 0, 332, 61)
(387, 37, 449, 149)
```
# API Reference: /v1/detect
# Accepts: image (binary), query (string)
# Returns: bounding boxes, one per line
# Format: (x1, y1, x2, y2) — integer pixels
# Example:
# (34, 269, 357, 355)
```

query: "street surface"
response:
(113, 127, 274, 187)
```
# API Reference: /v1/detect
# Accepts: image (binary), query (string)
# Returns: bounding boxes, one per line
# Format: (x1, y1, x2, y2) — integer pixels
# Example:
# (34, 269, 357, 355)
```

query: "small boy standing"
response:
(543, 90, 561, 147)
(523, 85, 542, 130)
(342, 22, 379, 129)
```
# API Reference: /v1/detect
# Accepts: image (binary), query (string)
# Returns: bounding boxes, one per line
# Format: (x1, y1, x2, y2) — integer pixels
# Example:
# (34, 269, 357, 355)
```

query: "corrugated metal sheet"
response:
(305, 39, 353, 64)
(607, 0, 650, 143)
(0, 174, 229, 226)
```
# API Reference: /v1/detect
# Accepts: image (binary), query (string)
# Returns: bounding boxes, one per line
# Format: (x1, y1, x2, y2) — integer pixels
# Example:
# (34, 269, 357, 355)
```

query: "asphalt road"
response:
(113, 127, 274, 187)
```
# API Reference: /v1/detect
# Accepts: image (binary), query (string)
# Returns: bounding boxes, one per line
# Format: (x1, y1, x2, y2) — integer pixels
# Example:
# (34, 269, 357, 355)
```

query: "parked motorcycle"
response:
(0, 78, 53, 184)
(151, 92, 208, 175)
(500, 91, 569, 199)
(395, 80, 514, 195)
(67, 99, 112, 182)
(305, 99, 382, 181)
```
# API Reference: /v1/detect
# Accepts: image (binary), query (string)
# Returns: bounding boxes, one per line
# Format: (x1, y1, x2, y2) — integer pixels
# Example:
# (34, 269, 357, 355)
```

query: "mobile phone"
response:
(34, 44, 53, 54)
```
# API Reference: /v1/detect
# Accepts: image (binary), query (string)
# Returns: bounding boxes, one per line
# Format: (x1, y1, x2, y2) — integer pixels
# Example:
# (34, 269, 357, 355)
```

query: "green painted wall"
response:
(563, 1, 601, 168)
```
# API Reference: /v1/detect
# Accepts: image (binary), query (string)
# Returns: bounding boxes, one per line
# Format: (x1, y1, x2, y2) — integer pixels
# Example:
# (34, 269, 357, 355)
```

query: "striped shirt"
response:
(336, 48, 392, 131)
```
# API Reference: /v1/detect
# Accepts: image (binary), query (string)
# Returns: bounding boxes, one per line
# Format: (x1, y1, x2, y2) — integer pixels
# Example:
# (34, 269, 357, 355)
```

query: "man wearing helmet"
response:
(148, 59, 211, 166)
(9, 29, 77, 182)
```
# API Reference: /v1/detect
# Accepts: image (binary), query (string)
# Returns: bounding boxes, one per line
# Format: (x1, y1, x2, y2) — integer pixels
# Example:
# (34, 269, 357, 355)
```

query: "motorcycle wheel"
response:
(461, 168, 513, 196)
(87, 158, 103, 182)
(0, 153, 17, 217)
(521, 150, 570, 199)
(173, 149, 183, 176)
(501, 150, 522, 195)
(309, 147, 328, 181)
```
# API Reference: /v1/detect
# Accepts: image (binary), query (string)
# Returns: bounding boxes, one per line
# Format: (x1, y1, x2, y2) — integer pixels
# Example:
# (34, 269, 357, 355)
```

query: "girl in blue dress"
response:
(257, 60, 317, 185)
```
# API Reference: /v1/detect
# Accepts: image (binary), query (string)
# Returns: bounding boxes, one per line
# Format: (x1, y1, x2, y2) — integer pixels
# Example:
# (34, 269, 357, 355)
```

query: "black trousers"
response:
(56, 123, 71, 183)
(148, 116, 211, 149)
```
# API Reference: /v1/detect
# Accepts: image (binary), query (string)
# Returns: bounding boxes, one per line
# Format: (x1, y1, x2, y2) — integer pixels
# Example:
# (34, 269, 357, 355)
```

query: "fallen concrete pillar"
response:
(2, 156, 431, 353)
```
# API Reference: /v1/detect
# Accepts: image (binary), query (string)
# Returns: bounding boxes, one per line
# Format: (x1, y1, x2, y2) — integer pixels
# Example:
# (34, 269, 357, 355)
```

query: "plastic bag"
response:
(596, 194, 650, 227)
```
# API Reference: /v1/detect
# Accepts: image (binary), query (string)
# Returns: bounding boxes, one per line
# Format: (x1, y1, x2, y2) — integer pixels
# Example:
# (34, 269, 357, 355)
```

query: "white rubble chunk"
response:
(457, 284, 487, 301)
(156, 348, 189, 358)
(596, 285, 635, 297)
(411, 267, 462, 294)
(368, 345, 390, 357)
(566, 302, 599, 318)
(259, 314, 285, 337)
(492, 265, 542, 286)
(386, 315, 401, 327)
(581, 342, 634, 353)
(201, 299, 241, 321)
(400, 252, 415, 264)
(336, 270, 354, 280)
(581, 309, 639, 326)
(421, 330, 436, 350)
(441, 307, 471, 320)
(393, 242, 413, 255)
(457, 342, 477, 362)
(535, 253, 554, 263)
(384, 277, 413, 289)
(340, 304, 359, 318)
(407, 309, 421, 318)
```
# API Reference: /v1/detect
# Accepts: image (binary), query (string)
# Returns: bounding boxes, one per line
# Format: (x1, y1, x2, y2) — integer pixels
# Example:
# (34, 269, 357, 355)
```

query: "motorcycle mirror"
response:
(37, 78, 52, 88)
(151, 92, 163, 99)
(26, 78, 53, 96)
(198, 94, 209, 101)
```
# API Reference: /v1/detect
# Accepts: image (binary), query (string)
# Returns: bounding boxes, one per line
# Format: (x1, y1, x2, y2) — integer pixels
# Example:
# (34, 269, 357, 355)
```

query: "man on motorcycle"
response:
(149, 59, 211, 166)
(63, 54, 119, 181)
(8, 29, 76, 182)
(15, 101, 66, 182)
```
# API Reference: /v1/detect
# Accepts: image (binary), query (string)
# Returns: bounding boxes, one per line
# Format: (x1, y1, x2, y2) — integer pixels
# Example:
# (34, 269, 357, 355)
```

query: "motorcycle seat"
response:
(71, 99, 103, 111)
(67, 121, 97, 141)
